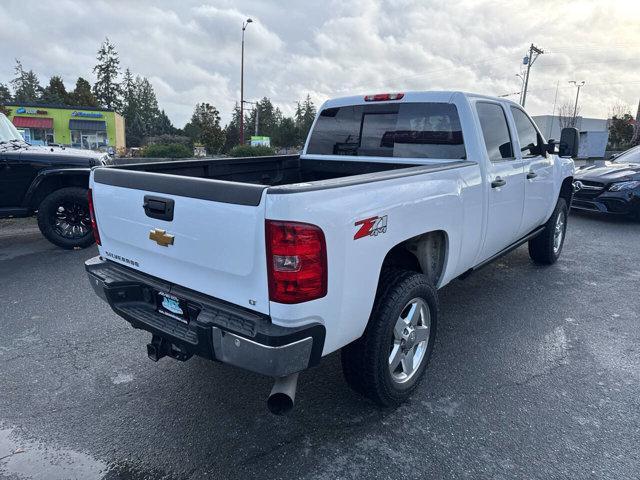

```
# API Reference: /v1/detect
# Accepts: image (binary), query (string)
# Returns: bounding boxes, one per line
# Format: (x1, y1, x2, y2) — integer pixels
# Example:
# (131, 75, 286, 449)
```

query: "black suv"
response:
(0, 113, 111, 248)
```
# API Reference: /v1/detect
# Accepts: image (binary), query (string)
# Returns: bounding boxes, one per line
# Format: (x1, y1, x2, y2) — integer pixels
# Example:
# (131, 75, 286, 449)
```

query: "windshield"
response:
(306, 102, 466, 159)
(612, 145, 640, 165)
(0, 114, 24, 143)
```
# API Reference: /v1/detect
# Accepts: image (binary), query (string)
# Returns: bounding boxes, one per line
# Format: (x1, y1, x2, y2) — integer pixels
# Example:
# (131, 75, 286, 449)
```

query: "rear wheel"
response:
(528, 198, 568, 265)
(341, 269, 438, 407)
(37, 187, 95, 249)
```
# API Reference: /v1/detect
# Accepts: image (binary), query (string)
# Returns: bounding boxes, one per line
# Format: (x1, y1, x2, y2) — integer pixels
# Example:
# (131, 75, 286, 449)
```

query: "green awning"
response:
(69, 119, 106, 131)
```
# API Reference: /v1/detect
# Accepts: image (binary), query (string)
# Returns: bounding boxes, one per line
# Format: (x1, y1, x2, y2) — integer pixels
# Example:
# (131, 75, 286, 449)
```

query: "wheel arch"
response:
(559, 176, 574, 205)
(25, 169, 90, 210)
(379, 230, 449, 288)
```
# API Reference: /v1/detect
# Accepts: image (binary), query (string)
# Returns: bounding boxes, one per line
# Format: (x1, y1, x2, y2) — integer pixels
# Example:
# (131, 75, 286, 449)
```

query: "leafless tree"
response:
(607, 102, 631, 120)
(557, 102, 580, 129)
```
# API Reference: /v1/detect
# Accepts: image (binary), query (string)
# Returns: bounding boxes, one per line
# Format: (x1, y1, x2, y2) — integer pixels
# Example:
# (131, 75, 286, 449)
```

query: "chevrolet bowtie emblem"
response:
(149, 228, 174, 247)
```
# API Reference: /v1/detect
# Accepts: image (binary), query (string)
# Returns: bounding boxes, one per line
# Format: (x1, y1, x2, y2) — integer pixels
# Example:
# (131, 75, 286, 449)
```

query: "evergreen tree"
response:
(155, 110, 175, 135)
(244, 97, 281, 140)
(294, 94, 316, 144)
(121, 70, 173, 146)
(121, 69, 143, 146)
(92, 38, 122, 111)
(0, 83, 11, 115)
(41, 76, 69, 105)
(0, 83, 11, 105)
(69, 77, 99, 107)
(184, 103, 224, 154)
(136, 76, 161, 137)
(11, 60, 42, 104)
(222, 103, 241, 152)
(273, 117, 298, 148)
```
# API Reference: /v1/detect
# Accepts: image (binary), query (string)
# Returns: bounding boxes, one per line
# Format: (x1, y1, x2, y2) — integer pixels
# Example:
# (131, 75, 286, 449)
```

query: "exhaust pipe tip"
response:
(267, 373, 299, 415)
(267, 392, 295, 415)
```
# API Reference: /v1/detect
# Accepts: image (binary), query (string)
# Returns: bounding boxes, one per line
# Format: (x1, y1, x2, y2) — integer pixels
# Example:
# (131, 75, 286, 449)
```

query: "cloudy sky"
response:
(1, 0, 639, 127)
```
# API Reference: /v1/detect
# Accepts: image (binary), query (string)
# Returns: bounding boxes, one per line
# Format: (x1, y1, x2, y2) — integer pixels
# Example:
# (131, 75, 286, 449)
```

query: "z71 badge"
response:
(354, 215, 388, 240)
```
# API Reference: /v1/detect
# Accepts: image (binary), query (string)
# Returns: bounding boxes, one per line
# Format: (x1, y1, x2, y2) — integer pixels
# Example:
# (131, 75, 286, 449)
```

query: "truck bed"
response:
(109, 155, 415, 186)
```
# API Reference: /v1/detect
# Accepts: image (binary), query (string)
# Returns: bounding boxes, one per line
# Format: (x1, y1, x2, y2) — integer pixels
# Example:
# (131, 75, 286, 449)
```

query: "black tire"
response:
(341, 269, 438, 407)
(528, 198, 568, 265)
(37, 187, 95, 250)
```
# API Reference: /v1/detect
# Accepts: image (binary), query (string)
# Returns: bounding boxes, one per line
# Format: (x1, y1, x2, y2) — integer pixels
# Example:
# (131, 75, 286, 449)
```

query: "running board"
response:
(459, 226, 545, 279)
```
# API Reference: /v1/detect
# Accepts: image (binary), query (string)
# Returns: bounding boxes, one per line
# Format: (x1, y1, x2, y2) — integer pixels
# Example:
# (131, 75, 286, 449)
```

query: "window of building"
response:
(71, 130, 108, 149)
(476, 102, 514, 161)
(15, 128, 54, 145)
(30, 128, 54, 146)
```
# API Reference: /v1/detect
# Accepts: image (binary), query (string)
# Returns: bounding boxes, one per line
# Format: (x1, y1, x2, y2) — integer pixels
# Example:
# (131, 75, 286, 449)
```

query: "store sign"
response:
(16, 107, 48, 115)
(72, 111, 103, 118)
(251, 136, 271, 147)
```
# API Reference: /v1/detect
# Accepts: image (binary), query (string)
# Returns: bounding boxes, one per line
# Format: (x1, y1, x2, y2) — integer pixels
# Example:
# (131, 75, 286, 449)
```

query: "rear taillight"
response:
(266, 220, 327, 304)
(364, 92, 404, 102)
(87, 188, 101, 246)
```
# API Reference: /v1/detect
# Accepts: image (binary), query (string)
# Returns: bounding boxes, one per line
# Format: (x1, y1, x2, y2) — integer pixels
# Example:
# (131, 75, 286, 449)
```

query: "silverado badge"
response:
(149, 228, 175, 247)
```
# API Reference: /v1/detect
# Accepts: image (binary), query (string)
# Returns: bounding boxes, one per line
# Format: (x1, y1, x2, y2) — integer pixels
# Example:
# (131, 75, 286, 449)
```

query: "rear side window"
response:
(306, 102, 466, 159)
(476, 102, 514, 161)
(510, 107, 543, 158)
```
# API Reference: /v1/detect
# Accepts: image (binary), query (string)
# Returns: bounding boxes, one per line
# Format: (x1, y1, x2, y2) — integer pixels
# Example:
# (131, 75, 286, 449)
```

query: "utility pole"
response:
(239, 18, 253, 145)
(516, 73, 525, 105)
(569, 80, 585, 126)
(242, 100, 258, 138)
(255, 105, 259, 136)
(521, 43, 544, 108)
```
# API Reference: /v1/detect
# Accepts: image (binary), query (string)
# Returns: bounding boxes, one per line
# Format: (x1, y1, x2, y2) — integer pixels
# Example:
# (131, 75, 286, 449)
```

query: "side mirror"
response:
(546, 139, 557, 154)
(559, 127, 579, 158)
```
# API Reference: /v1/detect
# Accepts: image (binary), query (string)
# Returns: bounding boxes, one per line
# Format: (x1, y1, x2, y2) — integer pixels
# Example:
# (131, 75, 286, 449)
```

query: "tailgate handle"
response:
(143, 195, 174, 221)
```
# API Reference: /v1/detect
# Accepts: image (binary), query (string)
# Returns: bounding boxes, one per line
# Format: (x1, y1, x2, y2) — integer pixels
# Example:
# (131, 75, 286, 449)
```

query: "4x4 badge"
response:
(149, 228, 175, 247)
(354, 215, 388, 240)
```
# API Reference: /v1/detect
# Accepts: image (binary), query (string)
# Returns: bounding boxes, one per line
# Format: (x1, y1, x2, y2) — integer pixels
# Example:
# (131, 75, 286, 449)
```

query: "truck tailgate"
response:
(91, 169, 270, 315)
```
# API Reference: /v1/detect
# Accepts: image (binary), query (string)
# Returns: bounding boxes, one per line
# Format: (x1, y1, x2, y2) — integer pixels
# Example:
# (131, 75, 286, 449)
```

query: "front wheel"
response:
(528, 198, 568, 265)
(341, 270, 438, 407)
(37, 187, 95, 249)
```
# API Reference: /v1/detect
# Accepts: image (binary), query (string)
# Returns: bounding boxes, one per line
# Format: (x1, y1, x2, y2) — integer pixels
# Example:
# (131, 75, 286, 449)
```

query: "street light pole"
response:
(569, 80, 585, 124)
(239, 18, 253, 145)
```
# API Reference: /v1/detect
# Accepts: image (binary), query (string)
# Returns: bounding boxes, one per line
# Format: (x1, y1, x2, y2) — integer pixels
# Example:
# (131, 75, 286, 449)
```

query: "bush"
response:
(144, 134, 191, 147)
(228, 145, 276, 157)
(142, 143, 192, 158)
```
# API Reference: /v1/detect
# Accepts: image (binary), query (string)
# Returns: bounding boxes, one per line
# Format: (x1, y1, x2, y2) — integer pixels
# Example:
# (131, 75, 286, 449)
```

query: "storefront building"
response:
(5, 104, 125, 152)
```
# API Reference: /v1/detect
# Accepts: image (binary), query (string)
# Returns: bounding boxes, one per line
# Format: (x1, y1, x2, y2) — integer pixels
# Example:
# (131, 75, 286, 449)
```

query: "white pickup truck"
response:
(85, 91, 577, 414)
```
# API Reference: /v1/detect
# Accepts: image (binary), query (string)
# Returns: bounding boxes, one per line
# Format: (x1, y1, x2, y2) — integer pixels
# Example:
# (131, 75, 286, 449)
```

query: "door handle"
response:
(526, 171, 538, 180)
(491, 177, 506, 188)
(143, 195, 175, 221)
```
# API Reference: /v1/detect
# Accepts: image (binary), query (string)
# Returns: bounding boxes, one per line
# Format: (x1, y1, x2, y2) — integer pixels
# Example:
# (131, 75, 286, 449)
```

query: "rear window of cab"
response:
(306, 102, 466, 159)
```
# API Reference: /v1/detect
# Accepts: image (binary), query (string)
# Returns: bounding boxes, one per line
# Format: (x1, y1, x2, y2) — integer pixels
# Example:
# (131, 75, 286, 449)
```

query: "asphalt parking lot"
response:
(1, 212, 639, 480)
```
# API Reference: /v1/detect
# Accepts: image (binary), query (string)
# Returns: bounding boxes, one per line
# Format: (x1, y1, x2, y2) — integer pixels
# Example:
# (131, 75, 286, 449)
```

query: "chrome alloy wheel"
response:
(388, 298, 431, 383)
(553, 209, 566, 254)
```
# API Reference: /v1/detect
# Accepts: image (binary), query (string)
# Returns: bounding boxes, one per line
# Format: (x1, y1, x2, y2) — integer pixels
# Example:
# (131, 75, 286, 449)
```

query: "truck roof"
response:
(322, 90, 521, 109)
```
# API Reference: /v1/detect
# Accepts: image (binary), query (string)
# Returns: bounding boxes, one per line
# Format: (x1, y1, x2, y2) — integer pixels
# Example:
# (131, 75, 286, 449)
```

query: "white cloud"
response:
(1, 0, 639, 127)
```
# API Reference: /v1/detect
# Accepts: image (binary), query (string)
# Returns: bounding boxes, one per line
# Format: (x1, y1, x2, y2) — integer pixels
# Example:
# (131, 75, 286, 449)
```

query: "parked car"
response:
(572, 145, 640, 219)
(0, 113, 111, 248)
(84, 91, 577, 413)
